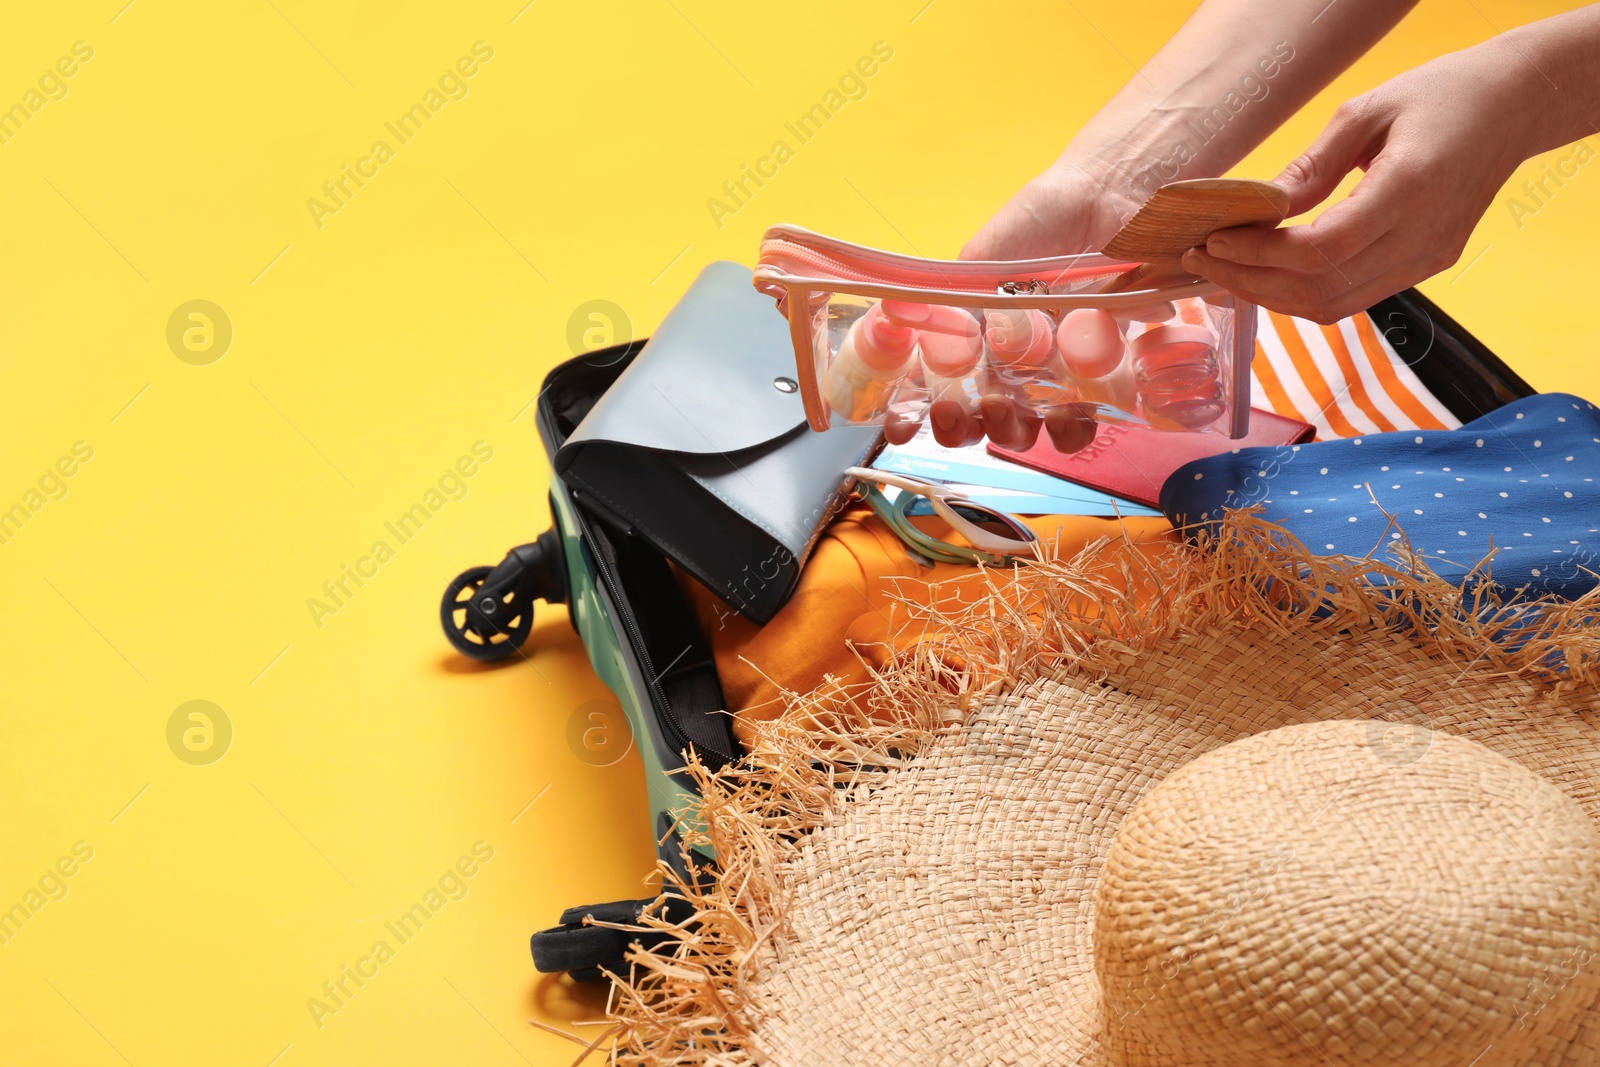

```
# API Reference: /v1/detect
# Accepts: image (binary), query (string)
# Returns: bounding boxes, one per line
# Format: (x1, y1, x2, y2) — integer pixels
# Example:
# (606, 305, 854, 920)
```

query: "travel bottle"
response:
(918, 321, 986, 416)
(823, 303, 921, 422)
(1131, 302, 1224, 428)
(1055, 308, 1138, 415)
(880, 301, 987, 419)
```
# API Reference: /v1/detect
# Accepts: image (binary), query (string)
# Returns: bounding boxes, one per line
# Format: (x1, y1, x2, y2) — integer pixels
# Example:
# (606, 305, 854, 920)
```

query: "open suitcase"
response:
(438, 285, 1536, 982)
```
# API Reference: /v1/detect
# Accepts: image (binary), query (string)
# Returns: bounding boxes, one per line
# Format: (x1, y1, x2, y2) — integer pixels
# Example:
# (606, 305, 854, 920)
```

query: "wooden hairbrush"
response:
(1098, 178, 1290, 293)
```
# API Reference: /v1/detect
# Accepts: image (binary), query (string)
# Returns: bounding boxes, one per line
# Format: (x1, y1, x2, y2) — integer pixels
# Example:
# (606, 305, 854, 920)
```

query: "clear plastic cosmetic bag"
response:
(753, 224, 1259, 439)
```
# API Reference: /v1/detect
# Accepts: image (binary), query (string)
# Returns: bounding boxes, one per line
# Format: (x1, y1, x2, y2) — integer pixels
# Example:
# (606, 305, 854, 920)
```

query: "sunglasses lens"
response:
(948, 503, 1035, 544)
(897, 495, 1031, 541)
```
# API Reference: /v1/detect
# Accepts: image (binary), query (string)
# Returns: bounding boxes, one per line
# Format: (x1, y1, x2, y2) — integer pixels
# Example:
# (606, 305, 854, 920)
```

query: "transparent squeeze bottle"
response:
(822, 302, 921, 423)
(981, 307, 1066, 414)
(883, 301, 987, 423)
(1054, 308, 1139, 415)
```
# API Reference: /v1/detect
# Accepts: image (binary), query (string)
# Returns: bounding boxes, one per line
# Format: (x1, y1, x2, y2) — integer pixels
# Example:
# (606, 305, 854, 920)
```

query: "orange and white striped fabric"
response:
(1250, 308, 1461, 439)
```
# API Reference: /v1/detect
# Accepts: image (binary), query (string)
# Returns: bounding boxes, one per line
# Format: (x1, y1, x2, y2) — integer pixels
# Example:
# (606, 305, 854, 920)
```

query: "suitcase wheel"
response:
(440, 529, 566, 661)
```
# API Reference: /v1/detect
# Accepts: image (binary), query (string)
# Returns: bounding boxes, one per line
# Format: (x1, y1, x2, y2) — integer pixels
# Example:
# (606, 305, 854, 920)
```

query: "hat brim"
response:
(607, 514, 1600, 1065)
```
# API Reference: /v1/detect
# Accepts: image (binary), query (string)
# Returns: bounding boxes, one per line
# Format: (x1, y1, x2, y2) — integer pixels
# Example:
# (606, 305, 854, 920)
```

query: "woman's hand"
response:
(1179, 45, 1534, 324)
(923, 0, 1440, 449)
(911, 163, 1134, 453)
(961, 161, 1142, 262)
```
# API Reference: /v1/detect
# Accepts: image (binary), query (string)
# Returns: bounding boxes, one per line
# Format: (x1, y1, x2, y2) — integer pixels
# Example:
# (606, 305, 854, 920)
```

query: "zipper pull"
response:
(997, 279, 1051, 296)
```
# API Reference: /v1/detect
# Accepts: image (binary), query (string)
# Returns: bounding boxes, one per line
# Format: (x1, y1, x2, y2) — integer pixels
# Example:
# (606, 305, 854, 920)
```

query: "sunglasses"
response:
(846, 466, 1038, 565)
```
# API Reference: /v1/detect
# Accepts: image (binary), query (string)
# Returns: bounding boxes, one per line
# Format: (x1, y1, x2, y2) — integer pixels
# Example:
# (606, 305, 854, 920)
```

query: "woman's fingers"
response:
(1202, 223, 1344, 273)
(979, 396, 1042, 452)
(1184, 220, 1428, 323)
(1225, 263, 1445, 326)
(905, 398, 1093, 453)
(889, 398, 1096, 453)
(1203, 192, 1389, 272)
(1189, 239, 1448, 324)
(882, 406, 923, 445)
(1204, 159, 1403, 273)
(1272, 97, 1391, 216)
(1043, 405, 1098, 454)
(888, 397, 1051, 452)
(928, 400, 986, 448)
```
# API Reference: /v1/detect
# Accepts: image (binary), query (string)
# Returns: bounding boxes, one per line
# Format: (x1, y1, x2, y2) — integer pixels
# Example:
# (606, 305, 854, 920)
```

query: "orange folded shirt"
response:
(677, 503, 1176, 747)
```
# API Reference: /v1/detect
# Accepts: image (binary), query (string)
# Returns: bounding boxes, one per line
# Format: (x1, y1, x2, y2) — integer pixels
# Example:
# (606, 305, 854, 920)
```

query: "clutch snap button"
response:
(773, 376, 798, 393)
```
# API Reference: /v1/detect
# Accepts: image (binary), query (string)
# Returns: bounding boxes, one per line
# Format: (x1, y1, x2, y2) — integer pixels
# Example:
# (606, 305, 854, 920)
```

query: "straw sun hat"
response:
(606, 516, 1600, 1067)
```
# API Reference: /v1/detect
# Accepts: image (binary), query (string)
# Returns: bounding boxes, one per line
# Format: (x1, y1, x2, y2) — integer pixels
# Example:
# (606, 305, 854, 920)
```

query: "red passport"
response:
(988, 409, 1316, 509)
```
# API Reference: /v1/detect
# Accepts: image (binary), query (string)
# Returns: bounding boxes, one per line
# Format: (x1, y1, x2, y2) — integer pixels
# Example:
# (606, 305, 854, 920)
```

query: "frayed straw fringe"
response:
(587, 510, 1600, 1066)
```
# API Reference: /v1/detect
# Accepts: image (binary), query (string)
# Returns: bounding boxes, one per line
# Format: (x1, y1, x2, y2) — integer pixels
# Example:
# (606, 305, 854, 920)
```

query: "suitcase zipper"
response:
(756, 225, 1133, 294)
(535, 372, 734, 770)
(567, 496, 733, 770)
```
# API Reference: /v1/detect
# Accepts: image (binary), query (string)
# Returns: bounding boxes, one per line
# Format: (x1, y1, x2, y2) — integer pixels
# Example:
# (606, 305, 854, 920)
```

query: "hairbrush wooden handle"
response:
(1097, 178, 1290, 294)
(1100, 178, 1290, 264)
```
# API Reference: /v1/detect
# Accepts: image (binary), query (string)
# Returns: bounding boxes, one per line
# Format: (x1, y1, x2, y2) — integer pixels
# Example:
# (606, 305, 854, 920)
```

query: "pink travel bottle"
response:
(823, 303, 920, 422)
(981, 306, 1066, 415)
(985, 307, 1055, 369)
(1055, 308, 1138, 415)
(919, 328, 985, 413)
(1131, 302, 1224, 429)
(882, 300, 986, 419)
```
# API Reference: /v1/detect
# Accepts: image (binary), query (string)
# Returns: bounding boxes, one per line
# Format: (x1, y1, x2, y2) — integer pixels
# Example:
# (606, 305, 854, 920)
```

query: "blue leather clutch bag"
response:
(556, 261, 881, 623)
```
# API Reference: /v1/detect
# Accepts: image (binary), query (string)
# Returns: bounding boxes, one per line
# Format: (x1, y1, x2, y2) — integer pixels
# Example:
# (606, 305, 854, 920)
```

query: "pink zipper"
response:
(755, 224, 1134, 298)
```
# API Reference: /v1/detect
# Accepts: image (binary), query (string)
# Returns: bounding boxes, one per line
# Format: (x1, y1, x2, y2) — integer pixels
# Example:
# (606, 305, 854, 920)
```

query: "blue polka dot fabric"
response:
(1160, 393, 1600, 599)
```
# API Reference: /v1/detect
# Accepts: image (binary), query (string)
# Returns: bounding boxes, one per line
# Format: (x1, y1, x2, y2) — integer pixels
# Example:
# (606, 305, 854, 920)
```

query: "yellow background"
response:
(1, 1, 1593, 1063)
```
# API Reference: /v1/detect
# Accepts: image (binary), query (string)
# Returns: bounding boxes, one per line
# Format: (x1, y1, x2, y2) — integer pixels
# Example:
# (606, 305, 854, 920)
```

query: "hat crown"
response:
(1095, 720, 1600, 1067)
